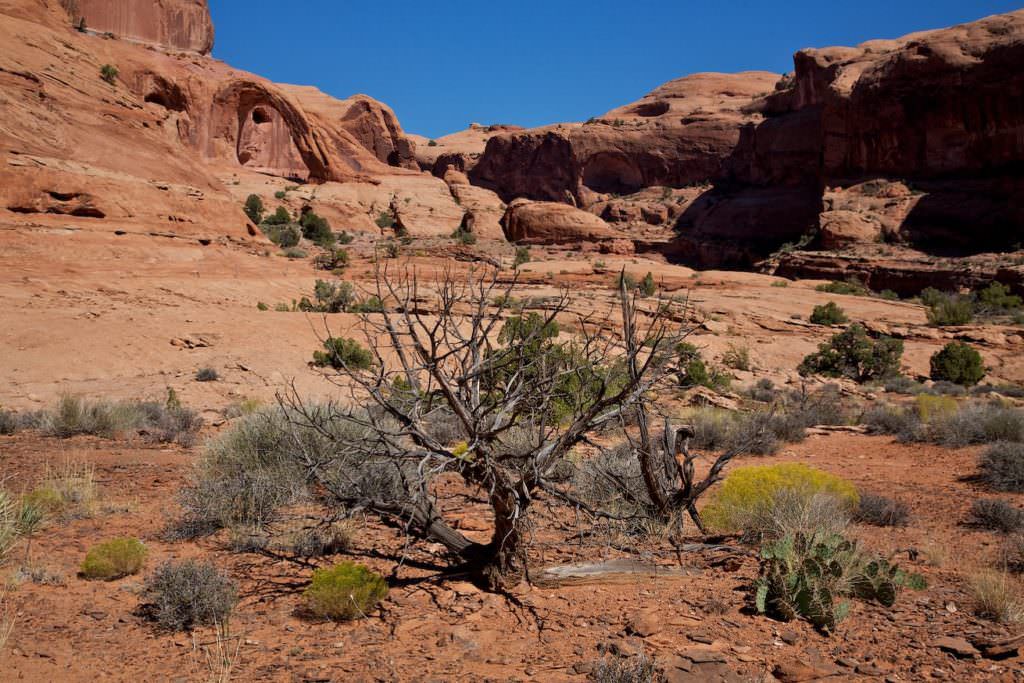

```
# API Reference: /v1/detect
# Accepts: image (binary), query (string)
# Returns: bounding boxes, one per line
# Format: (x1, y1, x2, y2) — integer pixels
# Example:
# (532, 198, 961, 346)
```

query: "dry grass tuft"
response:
(969, 569, 1024, 624)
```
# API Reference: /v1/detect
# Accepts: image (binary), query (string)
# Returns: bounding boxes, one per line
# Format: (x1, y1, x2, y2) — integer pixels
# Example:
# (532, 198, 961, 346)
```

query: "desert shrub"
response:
(301, 279, 355, 314)
(26, 461, 99, 520)
(283, 247, 307, 259)
(798, 323, 903, 383)
(969, 570, 1024, 624)
(745, 378, 777, 403)
(1004, 534, 1024, 573)
(930, 380, 968, 396)
(590, 653, 658, 683)
(970, 499, 1024, 533)
(882, 375, 927, 395)
(175, 409, 322, 535)
(263, 206, 292, 226)
(862, 403, 921, 440)
(979, 442, 1024, 493)
(304, 562, 388, 620)
(300, 211, 334, 247)
(809, 301, 848, 326)
(336, 231, 354, 245)
(687, 408, 734, 451)
(137, 392, 204, 447)
(784, 384, 848, 428)
(314, 247, 349, 271)
(930, 341, 985, 386)
(452, 228, 477, 245)
(702, 463, 859, 536)
(755, 530, 924, 633)
(878, 289, 900, 301)
(0, 490, 18, 564)
(927, 402, 1024, 447)
(243, 194, 264, 224)
(274, 190, 287, 200)
(574, 442, 670, 528)
(80, 537, 147, 580)
(284, 522, 355, 558)
(99, 64, 118, 84)
(638, 272, 656, 298)
(722, 343, 751, 371)
(973, 383, 1024, 399)
(382, 240, 400, 258)
(263, 223, 300, 248)
(977, 282, 1022, 313)
(513, 246, 531, 268)
(0, 409, 18, 436)
(676, 343, 730, 391)
(854, 493, 910, 527)
(727, 411, 779, 455)
(313, 337, 373, 370)
(256, 301, 269, 311)
(816, 280, 868, 296)
(375, 211, 395, 229)
(915, 394, 958, 422)
(38, 395, 143, 438)
(141, 560, 237, 631)
(195, 367, 218, 382)
(349, 296, 384, 314)
(925, 292, 974, 326)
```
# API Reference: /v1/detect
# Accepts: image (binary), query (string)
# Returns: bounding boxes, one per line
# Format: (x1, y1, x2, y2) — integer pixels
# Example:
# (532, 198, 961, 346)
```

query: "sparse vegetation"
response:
(638, 272, 656, 298)
(798, 323, 903, 383)
(979, 442, 1024, 493)
(865, 400, 1024, 448)
(970, 498, 1024, 533)
(930, 341, 985, 386)
(809, 301, 848, 326)
(722, 343, 751, 371)
(923, 290, 974, 326)
(312, 337, 374, 370)
(303, 562, 388, 620)
(855, 493, 910, 527)
(375, 211, 395, 229)
(300, 210, 334, 247)
(195, 367, 219, 382)
(452, 227, 477, 245)
(140, 560, 238, 632)
(283, 247, 307, 259)
(99, 64, 118, 85)
(816, 280, 868, 297)
(243, 195, 264, 224)
(80, 537, 147, 580)
(513, 246, 531, 269)
(675, 343, 730, 391)
(702, 463, 859, 537)
(969, 570, 1024, 624)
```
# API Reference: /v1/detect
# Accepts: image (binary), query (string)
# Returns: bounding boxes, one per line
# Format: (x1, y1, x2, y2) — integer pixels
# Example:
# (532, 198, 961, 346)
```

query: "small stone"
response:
(626, 608, 663, 637)
(944, 602, 957, 614)
(933, 636, 979, 658)
(779, 630, 800, 645)
(688, 632, 714, 644)
(678, 647, 727, 664)
(836, 657, 859, 668)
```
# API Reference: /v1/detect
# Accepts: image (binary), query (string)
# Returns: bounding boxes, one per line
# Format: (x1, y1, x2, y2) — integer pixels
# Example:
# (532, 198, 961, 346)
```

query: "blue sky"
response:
(210, 1, 1022, 138)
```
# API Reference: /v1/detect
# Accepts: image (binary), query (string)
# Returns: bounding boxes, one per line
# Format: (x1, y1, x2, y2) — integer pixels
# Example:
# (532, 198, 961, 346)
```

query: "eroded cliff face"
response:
(0, 0, 456, 242)
(67, 0, 214, 54)
(469, 10, 1024, 268)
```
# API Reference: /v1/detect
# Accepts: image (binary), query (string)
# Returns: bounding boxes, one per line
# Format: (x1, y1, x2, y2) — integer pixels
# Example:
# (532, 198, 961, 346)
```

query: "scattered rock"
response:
(933, 636, 980, 658)
(626, 608, 663, 637)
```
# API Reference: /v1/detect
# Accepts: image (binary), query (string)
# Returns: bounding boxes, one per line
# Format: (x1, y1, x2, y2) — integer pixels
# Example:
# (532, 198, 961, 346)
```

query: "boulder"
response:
(502, 199, 625, 246)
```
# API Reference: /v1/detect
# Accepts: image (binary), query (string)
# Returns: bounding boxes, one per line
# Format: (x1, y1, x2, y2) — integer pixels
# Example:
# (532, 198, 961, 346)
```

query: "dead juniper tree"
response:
(278, 264, 695, 590)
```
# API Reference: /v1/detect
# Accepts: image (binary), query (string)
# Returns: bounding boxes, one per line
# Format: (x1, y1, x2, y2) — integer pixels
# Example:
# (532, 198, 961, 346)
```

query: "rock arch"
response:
(209, 81, 335, 182)
(581, 153, 644, 195)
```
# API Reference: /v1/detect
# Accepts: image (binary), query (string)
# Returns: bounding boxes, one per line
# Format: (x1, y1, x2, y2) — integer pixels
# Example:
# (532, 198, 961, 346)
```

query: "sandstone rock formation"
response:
(65, 0, 215, 54)
(502, 199, 628, 250)
(470, 72, 779, 206)
(411, 123, 524, 178)
(0, 0, 462, 242)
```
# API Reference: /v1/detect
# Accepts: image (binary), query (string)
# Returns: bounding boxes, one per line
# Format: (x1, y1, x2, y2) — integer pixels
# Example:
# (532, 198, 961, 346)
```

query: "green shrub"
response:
(676, 343, 730, 391)
(336, 231, 354, 245)
(638, 272, 656, 298)
(304, 562, 388, 620)
(927, 403, 1024, 447)
(274, 190, 287, 200)
(300, 211, 334, 247)
(141, 560, 237, 631)
(809, 301, 848, 326)
(349, 296, 384, 314)
(243, 194, 264, 224)
(977, 282, 1022, 313)
(702, 463, 859, 534)
(451, 228, 477, 245)
(313, 337, 374, 370)
(314, 248, 349, 271)
(979, 442, 1024, 493)
(263, 206, 292, 226)
(256, 302, 269, 311)
(816, 280, 868, 297)
(930, 341, 985, 386)
(513, 247, 531, 269)
(99, 64, 118, 85)
(925, 292, 974, 326)
(283, 247, 307, 259)
(382, 240, 400, 259)
(263, 223, 300, 248)
(798, 323, 903, 383)
(80, 538, 147, 580)
(722, 343, 751, 371)
(375, 211, 395, 229)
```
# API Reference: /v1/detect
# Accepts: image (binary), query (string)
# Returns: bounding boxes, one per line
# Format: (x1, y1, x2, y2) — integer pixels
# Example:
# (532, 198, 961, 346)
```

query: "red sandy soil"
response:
(1, 427, 1022, 682)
